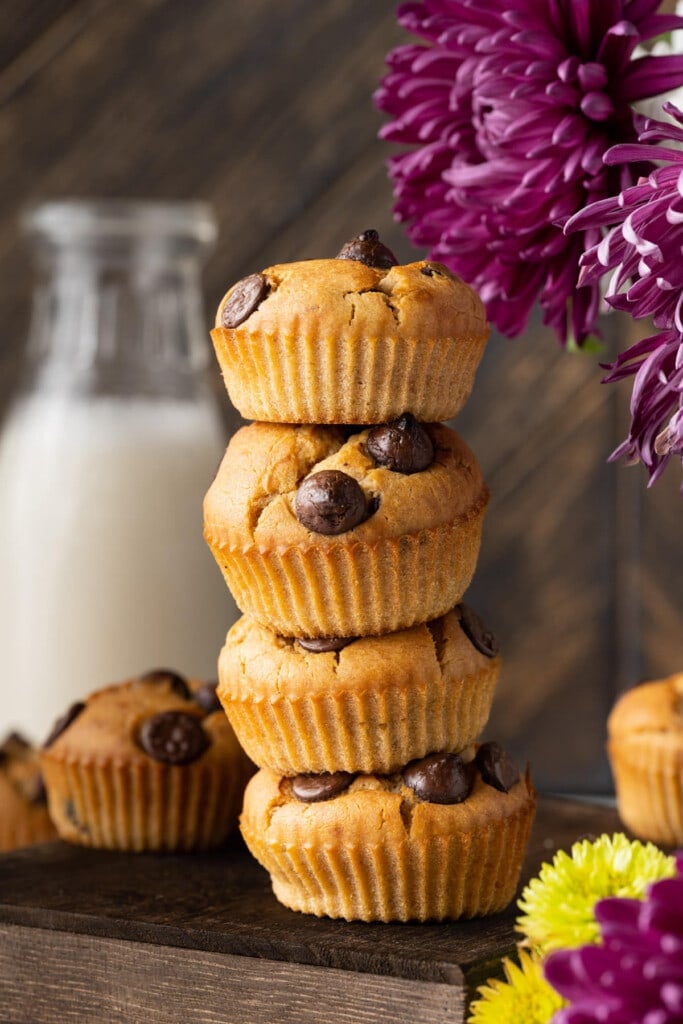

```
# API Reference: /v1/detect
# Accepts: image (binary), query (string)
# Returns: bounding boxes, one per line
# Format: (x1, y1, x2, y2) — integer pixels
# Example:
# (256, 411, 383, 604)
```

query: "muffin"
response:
(40, 669, 254, 851)
(240, 745, 536, 922)
(607, 673, 683, 846)
(0, 732, 56, 851)
(217, 604, 501, 774)
(210, 232, 489, 424)
(203, 418, 488, 638)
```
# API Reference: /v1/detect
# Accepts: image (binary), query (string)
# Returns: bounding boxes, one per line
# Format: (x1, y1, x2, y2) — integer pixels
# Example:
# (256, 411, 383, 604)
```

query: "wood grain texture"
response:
(0, 1, 680, 794)
(1, 925, 465, 1024)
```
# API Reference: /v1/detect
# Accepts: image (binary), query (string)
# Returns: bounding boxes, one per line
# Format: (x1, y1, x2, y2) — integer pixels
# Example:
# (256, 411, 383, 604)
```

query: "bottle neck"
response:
(19, 200, 217, 400)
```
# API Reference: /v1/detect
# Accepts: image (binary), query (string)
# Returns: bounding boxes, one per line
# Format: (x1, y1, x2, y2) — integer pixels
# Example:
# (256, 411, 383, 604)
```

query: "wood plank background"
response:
(0, 0, 681, 793)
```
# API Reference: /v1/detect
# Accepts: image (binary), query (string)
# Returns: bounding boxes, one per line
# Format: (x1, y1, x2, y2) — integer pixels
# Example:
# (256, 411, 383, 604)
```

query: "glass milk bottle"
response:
(0, 200, 237, 741)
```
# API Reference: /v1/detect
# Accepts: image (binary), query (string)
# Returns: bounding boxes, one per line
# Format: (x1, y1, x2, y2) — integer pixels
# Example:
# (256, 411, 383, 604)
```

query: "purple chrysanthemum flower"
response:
(567, 103, 683, 486)
(545, 851, 683, 1023)
(375, 0, 683, 345)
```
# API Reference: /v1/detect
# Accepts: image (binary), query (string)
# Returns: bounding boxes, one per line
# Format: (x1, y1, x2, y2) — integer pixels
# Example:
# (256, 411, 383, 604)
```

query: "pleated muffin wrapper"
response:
(211, 257, 489, 424)
(240, 766, 537, 923)
(209, 512, 486, 639)
(41, 747, 250, 852)
(608, 734, 683, 847)
(217, 610, 501, 774)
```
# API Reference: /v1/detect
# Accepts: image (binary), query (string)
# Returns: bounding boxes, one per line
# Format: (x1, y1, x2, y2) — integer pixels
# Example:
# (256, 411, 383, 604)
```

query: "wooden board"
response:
(0, 797, 623, 1023)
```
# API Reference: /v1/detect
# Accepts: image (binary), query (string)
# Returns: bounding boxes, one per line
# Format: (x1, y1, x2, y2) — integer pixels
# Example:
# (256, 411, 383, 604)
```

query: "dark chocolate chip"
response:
(291, 771, 355, 803)
(138, 710, 210, 765)
(456, 603, 499, 658)
(366, 413, 435, 474)
(475, 742, 520, 793)
(220, 273, 269, 328)
(335, 229, 398, 270)
(296, 637, 357, 653)
(295, 470, 368, 535)
(43, 702, 86, 749)
(194, 680, 222, 715)
(139, 668, 191, 700)
(402, 752, 472, 804)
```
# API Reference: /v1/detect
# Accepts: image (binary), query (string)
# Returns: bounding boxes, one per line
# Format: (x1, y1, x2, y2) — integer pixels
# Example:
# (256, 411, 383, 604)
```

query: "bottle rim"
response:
(21, 198, 218, 248)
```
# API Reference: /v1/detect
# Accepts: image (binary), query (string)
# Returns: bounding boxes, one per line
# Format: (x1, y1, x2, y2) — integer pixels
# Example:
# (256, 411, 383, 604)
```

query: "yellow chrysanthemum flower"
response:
(516, 832, 675, 955)
(468, 949, 564, 1024)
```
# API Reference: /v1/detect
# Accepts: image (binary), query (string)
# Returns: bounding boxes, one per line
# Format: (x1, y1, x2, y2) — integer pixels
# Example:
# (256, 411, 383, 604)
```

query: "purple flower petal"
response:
(376, 0, 683, 346)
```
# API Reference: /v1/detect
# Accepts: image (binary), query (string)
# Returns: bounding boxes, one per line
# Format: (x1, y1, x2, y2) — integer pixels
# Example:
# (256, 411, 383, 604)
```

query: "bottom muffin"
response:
(40, 669, 254, 851)
(240, 745, 536, 922)
(0, 732, 56, 851)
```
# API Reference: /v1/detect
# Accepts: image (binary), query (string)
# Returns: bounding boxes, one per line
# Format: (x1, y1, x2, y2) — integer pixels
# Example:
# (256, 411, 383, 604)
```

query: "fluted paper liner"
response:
(211, 322, 487, 424)
(41, 752, 249, 852)
(206, 514, 484, 638)
(240, 767, 537, 922)
(608, 735, 683, 846)
(219, 658, 500, 775)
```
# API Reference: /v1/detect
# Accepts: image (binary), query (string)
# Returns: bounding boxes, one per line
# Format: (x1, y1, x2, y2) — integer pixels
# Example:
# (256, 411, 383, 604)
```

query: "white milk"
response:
(0, 392, 236, 741)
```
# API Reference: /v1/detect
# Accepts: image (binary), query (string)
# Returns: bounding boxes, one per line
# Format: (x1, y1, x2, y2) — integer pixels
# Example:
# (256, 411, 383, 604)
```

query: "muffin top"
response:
(203, 419, 488, 551)
(244, 752, 535, 844)
(41, 670, 247, 767)
(213, 253, 488, 348)
(608, 674, 683, 738)
(218, 604, 500, 703)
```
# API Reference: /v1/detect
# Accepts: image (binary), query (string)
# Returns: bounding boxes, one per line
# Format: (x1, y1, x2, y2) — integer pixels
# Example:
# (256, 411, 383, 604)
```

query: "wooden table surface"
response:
(0, 795, 622, 1024)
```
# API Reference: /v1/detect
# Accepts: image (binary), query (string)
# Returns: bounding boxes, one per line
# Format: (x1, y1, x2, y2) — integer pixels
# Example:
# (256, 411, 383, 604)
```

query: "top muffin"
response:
(210, 232, 489, 424)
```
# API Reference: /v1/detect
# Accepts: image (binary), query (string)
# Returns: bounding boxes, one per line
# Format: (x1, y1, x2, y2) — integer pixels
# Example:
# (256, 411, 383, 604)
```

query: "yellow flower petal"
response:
(468, 949, 564, 1024)
(516, 832, 675, 955)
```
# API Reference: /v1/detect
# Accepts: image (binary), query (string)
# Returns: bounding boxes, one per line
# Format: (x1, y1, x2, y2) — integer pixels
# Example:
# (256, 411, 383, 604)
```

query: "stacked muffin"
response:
(204, 231, 536, 921)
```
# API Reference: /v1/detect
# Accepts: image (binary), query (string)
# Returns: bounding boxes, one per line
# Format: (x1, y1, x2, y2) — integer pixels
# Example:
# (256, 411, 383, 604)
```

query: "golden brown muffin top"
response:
(213, 257, 488, 347)
(218, 606, 500, 703)
(608, 674, 683, 738)
(40, 671, 247, 768)
(203, 421, 488, 551)
(243, 761, 535, 844)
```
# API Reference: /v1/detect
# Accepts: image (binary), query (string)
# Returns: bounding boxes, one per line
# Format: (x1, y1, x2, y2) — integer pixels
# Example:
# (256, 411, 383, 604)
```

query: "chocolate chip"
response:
(138, 710, 210, 765)
(194, 680, 222, 715)
(456, 604, 499, 658)
(476, 742, 520, 793)
(43, 702, 86, 749)
(220, 273, 269, 328)
(402, 753, 472, 804)
(336, 229, 398, 270)
(139, 668, 191, 700)
(366, 413, 435, 474)
(295, 470, 369, 535)
(291, 771, 355, 803)
(296, 636, 357, 653)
